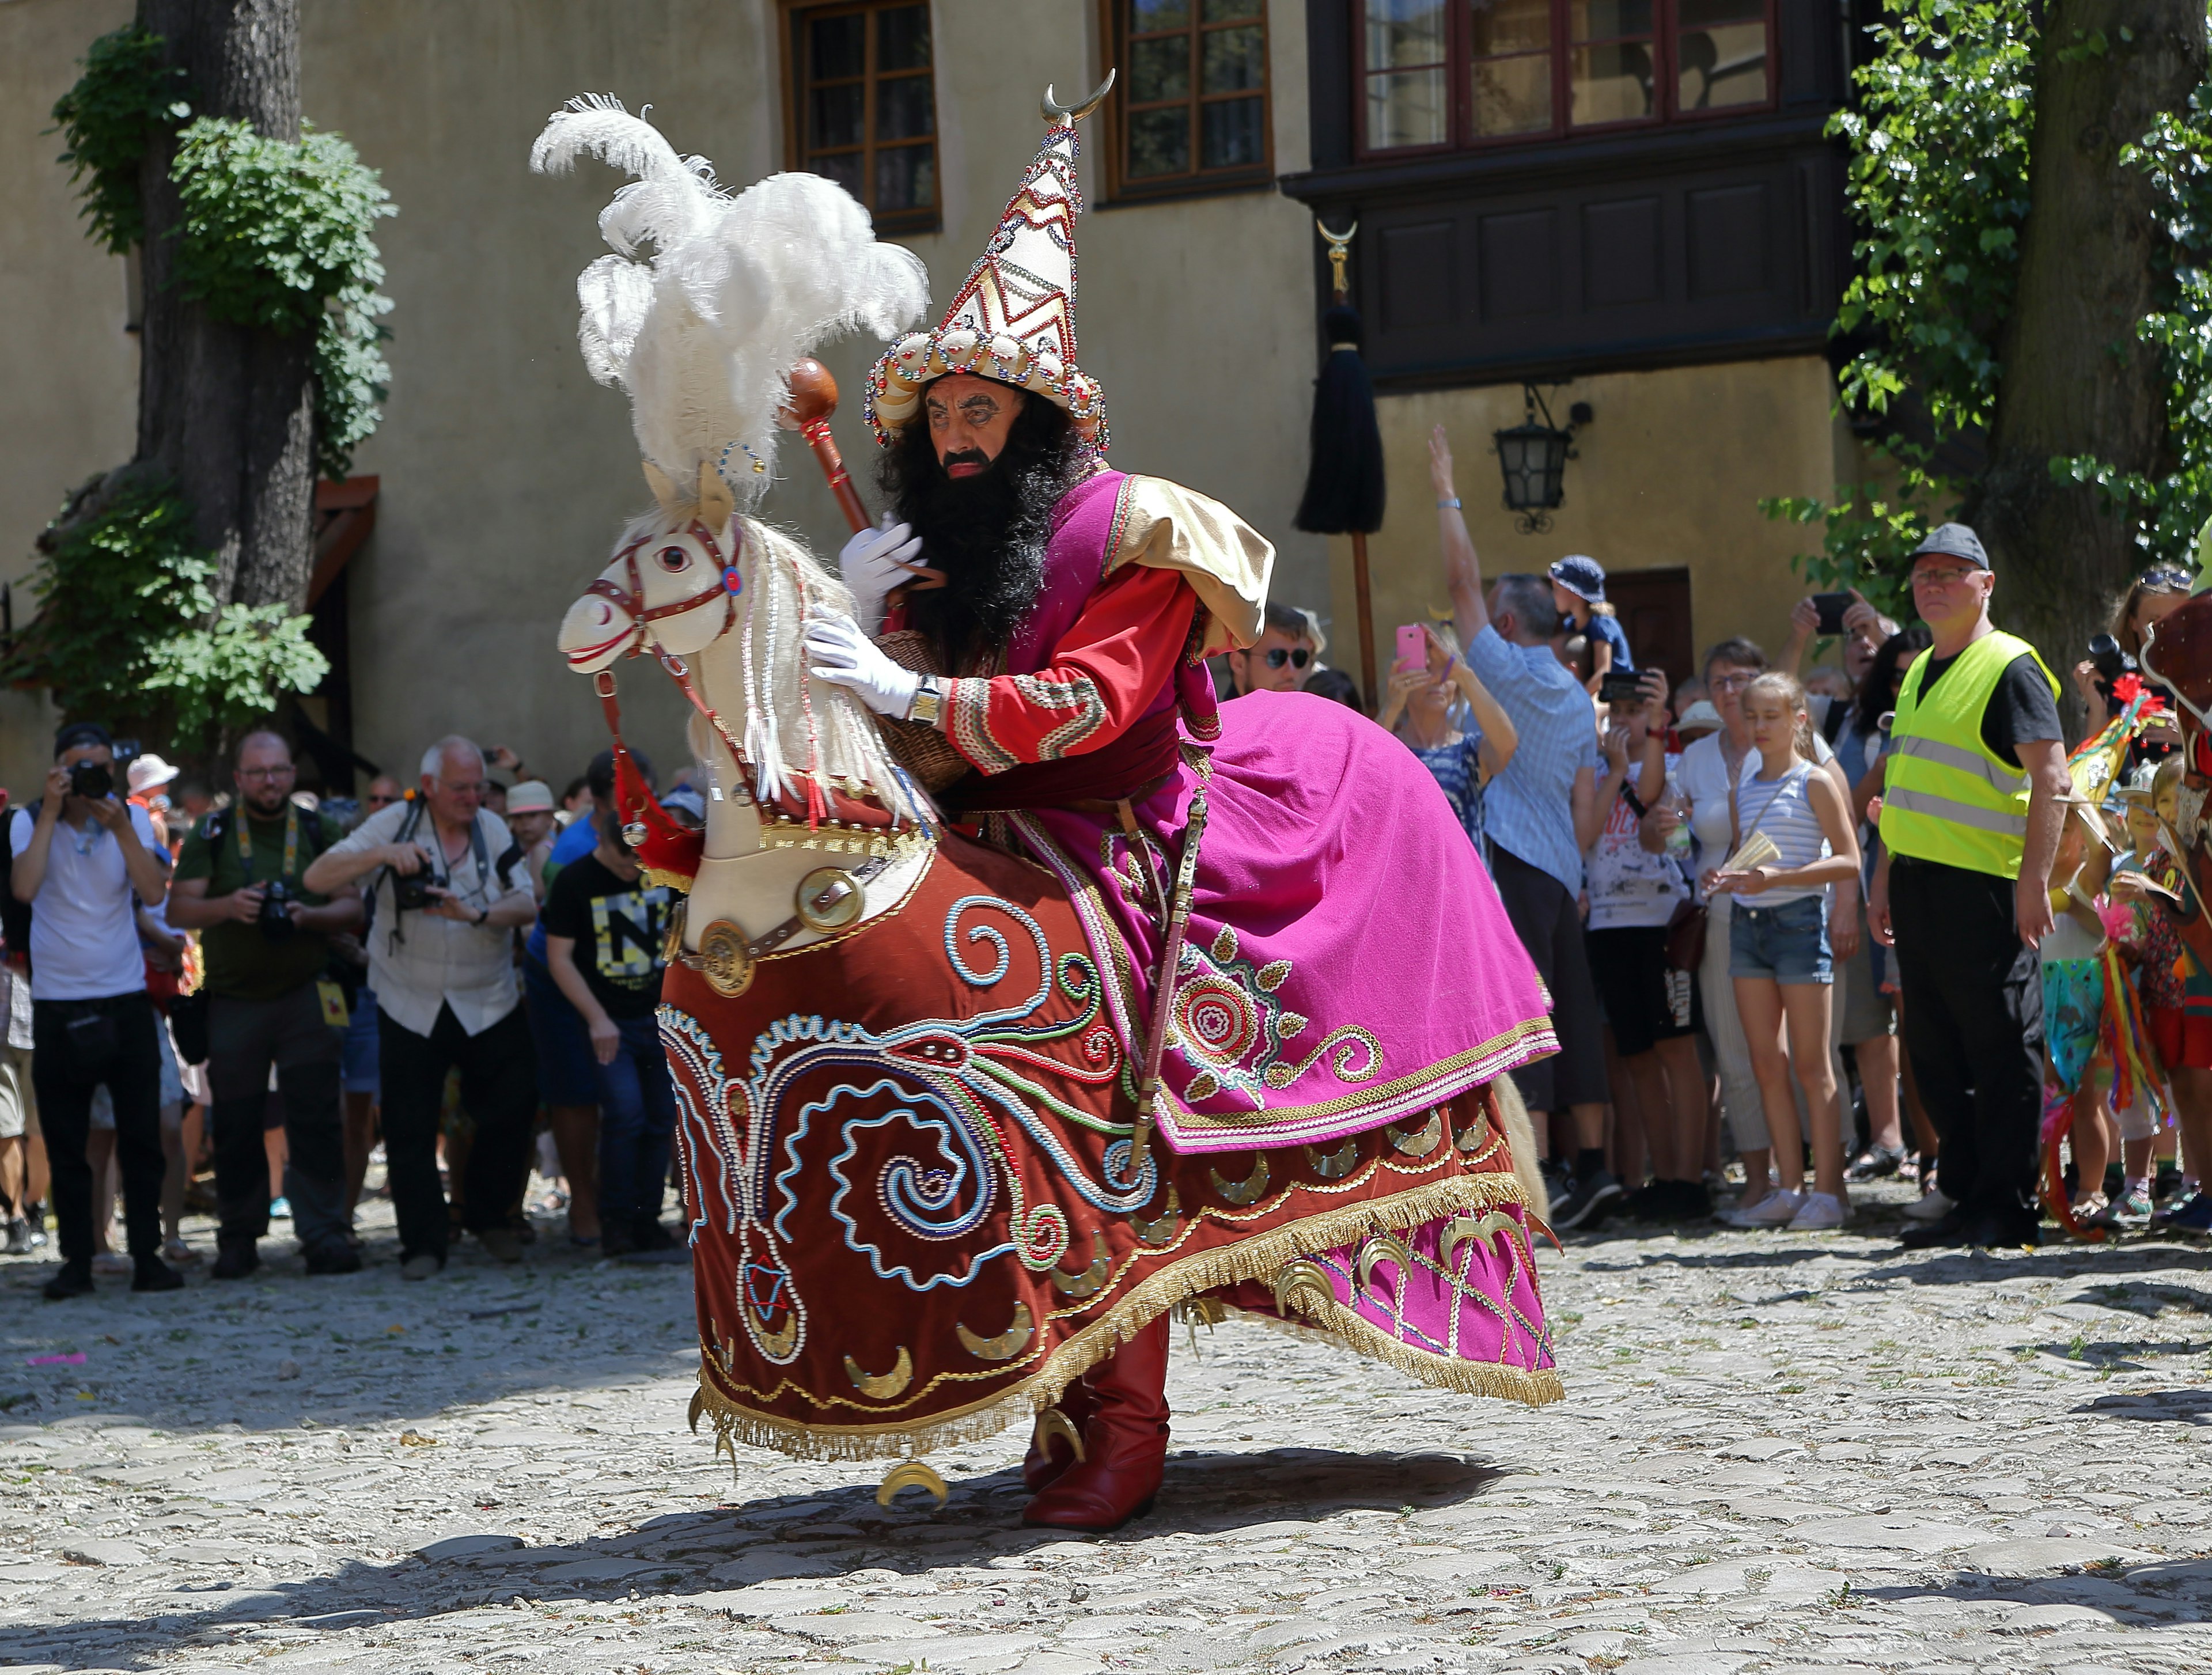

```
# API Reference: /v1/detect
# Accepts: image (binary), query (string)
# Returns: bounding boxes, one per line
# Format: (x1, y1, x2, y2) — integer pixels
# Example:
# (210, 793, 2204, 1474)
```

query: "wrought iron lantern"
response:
(1494, 384, 1582, 535)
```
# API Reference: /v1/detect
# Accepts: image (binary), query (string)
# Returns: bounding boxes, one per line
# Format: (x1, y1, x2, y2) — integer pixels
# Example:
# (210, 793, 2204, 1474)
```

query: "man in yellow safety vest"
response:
(1867, 524, 2068, 1250)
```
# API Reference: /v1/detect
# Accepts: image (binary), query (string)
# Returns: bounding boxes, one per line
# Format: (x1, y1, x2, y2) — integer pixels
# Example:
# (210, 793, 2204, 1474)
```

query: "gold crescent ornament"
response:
(1387, 1111, 1444, 1156)
(1357, 1233, 1415, 1297)
(877, 1460, 949, 1510)
(1441, 1209, 1531, 1273)
(1270, 1259, 1336, 1318)
(843, 1345, 914, 1399)
(1305, 1138, 1360, 1179)
(1209, 1154, 1271, 1206)
(747, 1301, 798, 1359)
(696, 919, 755, 997)
(1130, 1185, 1183, 1246)
(795, 867, 866, 933)
(1031, 1406, 1086, 1465)
(955, 1301, 1035, 1361)
(686, 1386, 706, 1433)
(1050, 1229, 1110, 1297)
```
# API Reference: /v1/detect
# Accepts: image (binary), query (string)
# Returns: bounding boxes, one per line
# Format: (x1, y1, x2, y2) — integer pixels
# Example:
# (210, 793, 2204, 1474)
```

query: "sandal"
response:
(1846, 1145, 1905, 1183)
(162, 1237, 201, 1265)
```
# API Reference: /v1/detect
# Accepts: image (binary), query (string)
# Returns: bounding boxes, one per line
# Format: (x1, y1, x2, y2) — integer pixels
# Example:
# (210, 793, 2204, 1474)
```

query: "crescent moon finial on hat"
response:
(1041, 69, 1116, 125)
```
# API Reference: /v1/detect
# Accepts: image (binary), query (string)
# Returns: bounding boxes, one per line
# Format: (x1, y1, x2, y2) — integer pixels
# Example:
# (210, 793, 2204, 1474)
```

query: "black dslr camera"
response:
(67, 760, 113, 801)
(2088, 632, 2137, 710)
(258, 878, 296, 942)
(390, 867, 437, 911)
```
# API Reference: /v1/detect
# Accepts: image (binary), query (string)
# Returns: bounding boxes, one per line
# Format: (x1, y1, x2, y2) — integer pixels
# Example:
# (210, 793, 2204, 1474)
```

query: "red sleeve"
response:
(944, 565, 1196, 774)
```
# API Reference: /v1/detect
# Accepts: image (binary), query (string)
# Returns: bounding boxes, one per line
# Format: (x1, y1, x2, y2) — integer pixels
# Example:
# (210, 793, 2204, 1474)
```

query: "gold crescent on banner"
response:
(1357, 1233, 1415, 1297)
(747, 1303, 798, 1359)
(844, 1345, 914, 1399)
(877, 1460, 950, 1510)
(686, 1386, 706, 1433)
(1131, 1185, 1184, 1246)
(1050, 1228, 1110, 1297)
(1209, 1153, 1271, 1205)
(956, 1301, 1035, 1361)
(1032, 1406, 1087, 1465)
(1305, 1138, 1360, 1178)
(1456, 1109, 1494, 1152)
(1270, 1258, 1336, 1318)
(1387, 1111, 1444, 1156)
(1041, 69, 1116, 124)
(1442, 1209, 1532, 1273)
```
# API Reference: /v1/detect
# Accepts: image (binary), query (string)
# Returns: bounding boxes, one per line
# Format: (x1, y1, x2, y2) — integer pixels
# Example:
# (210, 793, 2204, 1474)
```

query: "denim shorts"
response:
(1727, 894, 1832, 985)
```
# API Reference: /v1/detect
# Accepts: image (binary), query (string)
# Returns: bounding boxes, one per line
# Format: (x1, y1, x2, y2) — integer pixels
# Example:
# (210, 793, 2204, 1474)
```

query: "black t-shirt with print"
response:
(539, 851, 671, 1019)
(1915, 649, 2063, 770)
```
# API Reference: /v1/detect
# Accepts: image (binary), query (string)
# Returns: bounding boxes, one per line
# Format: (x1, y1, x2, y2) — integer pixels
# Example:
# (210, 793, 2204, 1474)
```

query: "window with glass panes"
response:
(790, 1, 938, 232)
(1359, 0, 1771, 153)
(1108, 1, 1271, 197)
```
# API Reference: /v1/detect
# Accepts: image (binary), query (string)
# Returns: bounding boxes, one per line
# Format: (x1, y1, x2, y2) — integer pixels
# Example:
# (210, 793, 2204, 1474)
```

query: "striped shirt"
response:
(1733, 759, 1831, 906)
(1463, 625, 1600, 894)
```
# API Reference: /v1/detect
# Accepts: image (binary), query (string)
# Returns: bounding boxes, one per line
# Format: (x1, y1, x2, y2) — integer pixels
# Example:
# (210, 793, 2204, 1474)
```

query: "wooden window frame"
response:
(1098, 0, 1277, 204)
(1352, 0, 1778, 161)
(779, 0, 942, 236)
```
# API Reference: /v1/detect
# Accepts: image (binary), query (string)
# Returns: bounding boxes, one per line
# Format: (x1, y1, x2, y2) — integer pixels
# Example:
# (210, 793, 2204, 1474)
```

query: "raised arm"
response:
(1431, 426, 1490, 643)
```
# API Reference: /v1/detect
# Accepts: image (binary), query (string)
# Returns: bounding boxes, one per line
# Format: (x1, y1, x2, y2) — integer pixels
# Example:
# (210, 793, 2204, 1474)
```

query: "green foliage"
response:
(0, 475, 327, 742)
(169, 118, 396, 480)
(1830, 0, 2036, 445)
(51, 32, 396, 483)
(50, 26, 186, 254)
(1756, 481, 1947, 627)
(1773, 1, 2212, 593)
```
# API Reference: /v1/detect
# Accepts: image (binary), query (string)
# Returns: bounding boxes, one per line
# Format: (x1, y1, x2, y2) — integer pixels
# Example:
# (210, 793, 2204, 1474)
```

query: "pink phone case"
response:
(1395, 625, 1426, 670)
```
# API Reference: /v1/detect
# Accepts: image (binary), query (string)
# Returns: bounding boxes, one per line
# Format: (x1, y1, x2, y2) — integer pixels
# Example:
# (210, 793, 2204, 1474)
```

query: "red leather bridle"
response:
(586, 517, 753, 776)
(585, 518, 743, 657)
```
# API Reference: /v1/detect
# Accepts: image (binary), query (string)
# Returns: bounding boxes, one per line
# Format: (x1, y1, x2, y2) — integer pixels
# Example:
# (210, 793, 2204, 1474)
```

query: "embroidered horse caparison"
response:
(559, 501, 1562, 1462)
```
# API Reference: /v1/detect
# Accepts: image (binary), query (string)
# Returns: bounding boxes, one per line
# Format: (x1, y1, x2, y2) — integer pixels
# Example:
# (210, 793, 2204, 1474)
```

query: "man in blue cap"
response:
(1867, 523, 2067, 1249)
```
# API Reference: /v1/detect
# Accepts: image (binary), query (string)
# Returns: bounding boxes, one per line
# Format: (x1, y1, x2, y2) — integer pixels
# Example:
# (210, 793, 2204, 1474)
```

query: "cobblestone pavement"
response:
(5, 1181, 2211, 1674)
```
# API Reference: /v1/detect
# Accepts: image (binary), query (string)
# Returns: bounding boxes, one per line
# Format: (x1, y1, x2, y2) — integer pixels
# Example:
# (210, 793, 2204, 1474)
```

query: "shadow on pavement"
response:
(0, 1447, 1512, 1669)
(1853, 1555, 2212, 1628)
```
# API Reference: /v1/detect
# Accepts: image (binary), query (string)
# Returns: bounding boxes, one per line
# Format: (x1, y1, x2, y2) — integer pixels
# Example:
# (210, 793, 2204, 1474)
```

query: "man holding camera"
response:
(304, 736, 538, 1279)
(6, 722, 178, 1299)
(169, 730, 363, 1278)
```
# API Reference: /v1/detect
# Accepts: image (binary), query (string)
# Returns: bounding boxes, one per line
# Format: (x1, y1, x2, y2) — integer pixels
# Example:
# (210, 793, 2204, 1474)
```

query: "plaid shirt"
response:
(1463, 624, 1599, 894)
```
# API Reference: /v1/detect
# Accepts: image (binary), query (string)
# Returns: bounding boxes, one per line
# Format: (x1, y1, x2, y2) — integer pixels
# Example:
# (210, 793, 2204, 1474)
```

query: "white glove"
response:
(838, 514, 924, 634)
(804, 613, 924, 719)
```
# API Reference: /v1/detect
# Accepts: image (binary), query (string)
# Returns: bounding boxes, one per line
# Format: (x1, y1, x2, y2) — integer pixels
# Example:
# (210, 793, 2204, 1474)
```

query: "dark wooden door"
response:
(1606, 567, 1694, 692)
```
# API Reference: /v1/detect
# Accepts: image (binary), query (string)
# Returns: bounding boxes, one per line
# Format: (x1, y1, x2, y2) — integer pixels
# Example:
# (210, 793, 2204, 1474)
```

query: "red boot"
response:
(1021, 1378, 1099, 1492)
(1021, 1316, 1169, 1532)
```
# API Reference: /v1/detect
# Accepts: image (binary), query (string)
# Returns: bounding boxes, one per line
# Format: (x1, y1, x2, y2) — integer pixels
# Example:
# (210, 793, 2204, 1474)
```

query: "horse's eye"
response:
(657, 545, 690, 572)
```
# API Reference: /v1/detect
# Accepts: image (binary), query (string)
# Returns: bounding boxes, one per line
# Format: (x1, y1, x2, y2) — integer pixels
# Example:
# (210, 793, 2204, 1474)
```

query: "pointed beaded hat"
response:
(865, 75, 1115, 450)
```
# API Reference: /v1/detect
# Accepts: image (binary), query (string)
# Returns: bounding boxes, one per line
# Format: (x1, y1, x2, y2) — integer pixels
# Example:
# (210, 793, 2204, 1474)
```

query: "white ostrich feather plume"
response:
(531, 94, 929, 506)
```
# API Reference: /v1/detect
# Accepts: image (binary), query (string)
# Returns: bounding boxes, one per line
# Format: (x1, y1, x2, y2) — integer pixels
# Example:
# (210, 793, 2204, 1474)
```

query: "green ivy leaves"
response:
(50, 27, 183, 255)
(0, 476, 329, 738)
(169, 118, 395, 479)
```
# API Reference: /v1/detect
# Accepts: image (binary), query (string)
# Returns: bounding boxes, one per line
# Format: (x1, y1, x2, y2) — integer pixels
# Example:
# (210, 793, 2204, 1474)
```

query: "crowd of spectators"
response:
(1, 722, 687, 1299)
(1238, 423, 2211, 1251)
(9, 471, 2207, 1293)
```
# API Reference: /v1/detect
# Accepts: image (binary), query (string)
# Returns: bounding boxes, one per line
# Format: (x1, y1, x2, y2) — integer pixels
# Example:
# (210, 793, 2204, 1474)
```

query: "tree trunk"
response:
(1969, 0, 2206, 732)
(134, 0, 316, 614)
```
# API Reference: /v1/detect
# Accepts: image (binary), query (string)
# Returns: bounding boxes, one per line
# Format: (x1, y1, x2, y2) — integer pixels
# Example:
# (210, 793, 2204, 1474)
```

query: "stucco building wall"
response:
(1331, 356, 1843, 683)
(0, 0, 1323, 793)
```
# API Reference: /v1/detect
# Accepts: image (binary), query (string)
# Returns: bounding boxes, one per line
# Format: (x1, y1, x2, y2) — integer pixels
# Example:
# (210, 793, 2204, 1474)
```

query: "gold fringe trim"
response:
(689, 1170, 1559, 1465)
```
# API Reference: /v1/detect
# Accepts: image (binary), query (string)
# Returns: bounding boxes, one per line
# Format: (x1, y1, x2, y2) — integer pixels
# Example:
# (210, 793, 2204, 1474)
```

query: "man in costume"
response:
(793, 92, 1562, 1529)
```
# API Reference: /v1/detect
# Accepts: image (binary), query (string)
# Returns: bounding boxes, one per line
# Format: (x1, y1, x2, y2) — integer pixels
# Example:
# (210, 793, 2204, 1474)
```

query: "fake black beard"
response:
(879, 395, 1087, 673)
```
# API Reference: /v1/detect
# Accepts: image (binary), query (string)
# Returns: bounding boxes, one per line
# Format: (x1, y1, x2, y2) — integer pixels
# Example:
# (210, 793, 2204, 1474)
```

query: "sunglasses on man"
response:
(1260, 647, 1312, 671)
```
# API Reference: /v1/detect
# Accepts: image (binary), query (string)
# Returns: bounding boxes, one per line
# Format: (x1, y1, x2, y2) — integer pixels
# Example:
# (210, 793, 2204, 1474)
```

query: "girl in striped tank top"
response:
(1711, 672, 1865, 1230)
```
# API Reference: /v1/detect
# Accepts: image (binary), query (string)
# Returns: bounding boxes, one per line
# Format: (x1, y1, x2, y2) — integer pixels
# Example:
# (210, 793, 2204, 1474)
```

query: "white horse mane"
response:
(617, 506, 930, 827)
